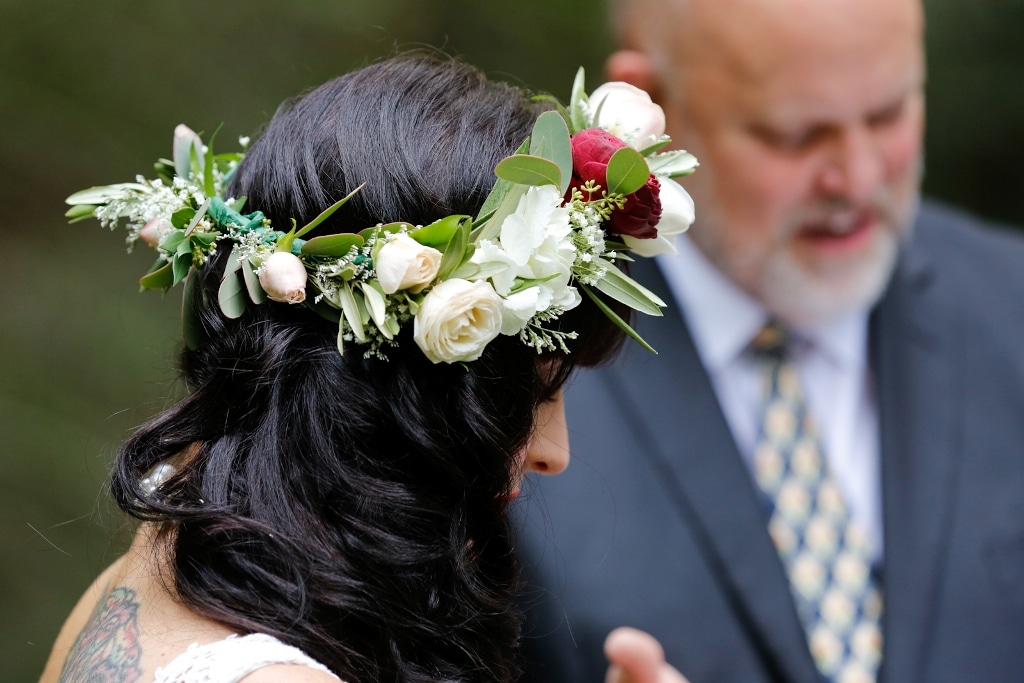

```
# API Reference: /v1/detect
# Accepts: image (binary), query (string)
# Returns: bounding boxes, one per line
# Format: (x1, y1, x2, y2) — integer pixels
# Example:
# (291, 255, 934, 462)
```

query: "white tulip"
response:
(375, 233, 443, 294)
(413, 279, 503, 364)
(590, 81, 666, 150)
(623, 178, 695, 257)
(258, 251, 308, 304)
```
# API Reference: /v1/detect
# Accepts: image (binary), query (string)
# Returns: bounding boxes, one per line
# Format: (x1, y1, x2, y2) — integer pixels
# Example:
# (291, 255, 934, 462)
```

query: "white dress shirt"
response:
(657, 236, 883, 561)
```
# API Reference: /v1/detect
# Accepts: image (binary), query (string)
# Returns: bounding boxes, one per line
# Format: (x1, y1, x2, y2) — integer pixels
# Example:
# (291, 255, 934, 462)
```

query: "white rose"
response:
(590, 81, 666, 150)
(413, 279, 503, 364)
(376, 233, 443, 294)
(623, 178, 696, 257)
(258, 251, 308, 304)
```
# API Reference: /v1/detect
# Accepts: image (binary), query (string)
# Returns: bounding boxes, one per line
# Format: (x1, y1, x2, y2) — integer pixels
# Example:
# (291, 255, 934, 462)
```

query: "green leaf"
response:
(436, 215, 472, 282)
(182, 271, 205, 349)
(241, 258, 267, 304)
(171, 207, 196, 230)
(606, 147, 651, 196)
(510, 272, 559, 293)
(359, 281, 391, 338)
(172, 253, 192, 286)
(337, 283, 366, 343)
(301, 233, 365, 257)
(647, 150, 699, 177)
(358, 222, 406, 242)
(159, 230, 188, 255)
(218, 270, 247, 319)
(410, 214, 468, 249)
(229, 196, 247, 212)
(568, 67, 589, 132)
(66, 183, 145, 206)
(473, 183, 526, 242)
(336, 317, 346, 356)
(139, 262, 174, 290)
(638, 137, 672, 156)
(294, 184, 364, 238)
(592, 258, 666, 316)
(581, 284, 658, 355)
(529, 111, 573, 195)
(494, 154, 562, 188)
(476, 138, 530, 223)
(203, 124, 221, 197)
(184, 198, 211, 235)
(65, 204, 97, 222)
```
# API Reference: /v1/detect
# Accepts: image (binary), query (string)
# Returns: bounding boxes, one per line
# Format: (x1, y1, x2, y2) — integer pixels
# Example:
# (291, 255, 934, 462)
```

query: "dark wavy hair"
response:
(109, 54, 625, 683)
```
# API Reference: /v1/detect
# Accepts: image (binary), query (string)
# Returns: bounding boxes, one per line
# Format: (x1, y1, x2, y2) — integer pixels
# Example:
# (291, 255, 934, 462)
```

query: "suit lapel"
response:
(606, 258, 823, 683)
(872, 235, 963, 683)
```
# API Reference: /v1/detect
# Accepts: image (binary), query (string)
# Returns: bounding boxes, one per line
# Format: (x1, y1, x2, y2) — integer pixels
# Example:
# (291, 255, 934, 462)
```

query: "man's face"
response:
(657, 0, 925, 325)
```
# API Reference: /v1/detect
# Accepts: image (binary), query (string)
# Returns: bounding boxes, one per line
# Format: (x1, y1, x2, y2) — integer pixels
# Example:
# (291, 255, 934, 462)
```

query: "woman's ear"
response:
(605, 50, 662, 103)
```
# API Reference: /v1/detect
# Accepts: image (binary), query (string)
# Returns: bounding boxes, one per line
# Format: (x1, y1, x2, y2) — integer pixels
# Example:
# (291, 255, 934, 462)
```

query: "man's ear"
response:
(605, 50, 662, 102)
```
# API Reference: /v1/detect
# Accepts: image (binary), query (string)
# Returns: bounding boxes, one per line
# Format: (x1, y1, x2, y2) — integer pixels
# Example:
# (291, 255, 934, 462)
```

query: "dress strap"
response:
(153, 633, 340, 683)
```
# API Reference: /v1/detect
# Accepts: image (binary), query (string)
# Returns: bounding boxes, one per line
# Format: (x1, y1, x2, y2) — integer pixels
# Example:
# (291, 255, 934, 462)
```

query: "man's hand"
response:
(604, 627, 689, 683)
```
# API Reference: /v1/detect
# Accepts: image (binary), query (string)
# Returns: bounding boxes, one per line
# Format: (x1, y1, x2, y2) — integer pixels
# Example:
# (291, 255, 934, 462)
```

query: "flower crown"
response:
(66, 69, 697, 363)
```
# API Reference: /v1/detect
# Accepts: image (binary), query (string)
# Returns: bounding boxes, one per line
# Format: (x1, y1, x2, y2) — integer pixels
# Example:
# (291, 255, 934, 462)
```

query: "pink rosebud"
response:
(138, 219, 172, 248)
(258, 252, 307, 304)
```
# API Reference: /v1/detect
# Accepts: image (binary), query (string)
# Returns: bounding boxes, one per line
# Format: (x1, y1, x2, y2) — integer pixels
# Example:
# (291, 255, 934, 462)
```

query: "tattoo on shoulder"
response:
(59, 586, 144, 683)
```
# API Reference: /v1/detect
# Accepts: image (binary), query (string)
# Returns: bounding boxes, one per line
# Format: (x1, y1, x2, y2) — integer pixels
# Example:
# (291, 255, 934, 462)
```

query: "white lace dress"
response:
(153, 633, 340, 682)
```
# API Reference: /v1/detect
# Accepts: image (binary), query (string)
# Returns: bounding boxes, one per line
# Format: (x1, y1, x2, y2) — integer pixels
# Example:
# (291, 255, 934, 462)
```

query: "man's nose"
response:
(815, 124, 885, 203)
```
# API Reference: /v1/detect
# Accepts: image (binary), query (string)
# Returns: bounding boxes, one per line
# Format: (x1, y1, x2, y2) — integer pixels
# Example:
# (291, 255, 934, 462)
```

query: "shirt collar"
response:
(657, 235, 870, 372)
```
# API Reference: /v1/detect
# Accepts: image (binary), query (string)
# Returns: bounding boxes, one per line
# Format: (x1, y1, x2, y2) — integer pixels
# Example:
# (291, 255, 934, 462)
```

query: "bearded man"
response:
(516, 0, 1024, 681)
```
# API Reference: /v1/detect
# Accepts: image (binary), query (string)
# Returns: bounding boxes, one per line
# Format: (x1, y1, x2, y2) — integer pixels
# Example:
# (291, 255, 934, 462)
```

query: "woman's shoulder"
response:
(154, 633, 340, 683)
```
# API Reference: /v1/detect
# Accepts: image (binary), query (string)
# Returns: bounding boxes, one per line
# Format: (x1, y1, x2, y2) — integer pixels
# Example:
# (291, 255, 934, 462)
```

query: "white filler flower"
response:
(413, 279, 503, 364)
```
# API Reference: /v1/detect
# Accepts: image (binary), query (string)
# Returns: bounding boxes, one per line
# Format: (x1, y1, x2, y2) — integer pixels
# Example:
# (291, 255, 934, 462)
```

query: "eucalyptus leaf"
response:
(581, 284, 658, 354)
(159, 230, 188, 254)
(301, 233, 365, 257)
(606, 147, 651, 196)
(647, 150, 700, 177)
(530, 111, 573, 195)
(241, 258, 268, 304)
(139, 262, 174, 290)
(294, 184, 365, 239)
(182, 271, 205, 349)
(476, 138, 530, 223)
(303, 291, 341, 324)
(218, 270, 247, 319)
(337, 283, 366, 343)
(592, 258, 666, 316)
(172, 253, 192, 286)
(170, 207, 196, 230)
(436, 215, 471, 282)
(494, 154, 562, 188)
(222, 243, 241, 276)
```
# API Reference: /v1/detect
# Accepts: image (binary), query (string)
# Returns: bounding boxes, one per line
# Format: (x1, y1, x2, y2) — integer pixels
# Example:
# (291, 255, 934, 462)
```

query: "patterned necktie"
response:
(750, 324, 883, 683)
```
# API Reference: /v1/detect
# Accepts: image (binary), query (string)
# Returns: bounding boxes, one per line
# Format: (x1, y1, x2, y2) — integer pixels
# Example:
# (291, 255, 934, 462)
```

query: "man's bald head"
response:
(607, 0, 926, 325)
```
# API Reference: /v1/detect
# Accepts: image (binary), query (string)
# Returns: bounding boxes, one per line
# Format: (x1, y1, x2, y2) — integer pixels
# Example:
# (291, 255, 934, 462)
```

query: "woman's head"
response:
(110, 53, 625, 683)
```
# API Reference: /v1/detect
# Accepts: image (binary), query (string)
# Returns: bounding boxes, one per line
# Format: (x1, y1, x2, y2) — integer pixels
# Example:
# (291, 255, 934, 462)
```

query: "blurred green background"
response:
(1, 1, 1021, 681)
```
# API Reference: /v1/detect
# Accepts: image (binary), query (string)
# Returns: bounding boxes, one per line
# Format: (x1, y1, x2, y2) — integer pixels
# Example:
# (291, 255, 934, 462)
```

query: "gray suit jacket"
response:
(516, 200, 1024, 683)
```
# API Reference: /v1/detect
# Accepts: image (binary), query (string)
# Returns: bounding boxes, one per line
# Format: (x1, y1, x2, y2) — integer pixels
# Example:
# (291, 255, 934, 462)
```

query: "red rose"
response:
(567, 128, 662, 240)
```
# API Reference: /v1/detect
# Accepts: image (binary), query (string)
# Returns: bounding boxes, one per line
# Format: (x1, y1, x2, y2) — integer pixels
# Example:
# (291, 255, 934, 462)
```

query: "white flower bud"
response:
(375, 233, 443, 294)
(590, 81, 666, 150)
(258, 251, 307, 304)
(623, 178, 695, 257)
(413, 279, 503, 364)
